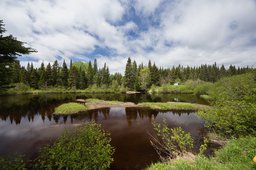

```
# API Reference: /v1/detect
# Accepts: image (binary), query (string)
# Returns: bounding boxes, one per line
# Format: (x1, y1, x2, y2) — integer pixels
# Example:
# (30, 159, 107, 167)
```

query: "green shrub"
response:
(7, 83, 32, 94)
(198, 73, 256, 137)
(0, 155, 26, 170)
(199, 101, 256, 137)
(209, 73, 256, 102)
(151, 120, 193, 159)
(194, 82, 213, 96)
(147, 136, 256, 170)
(36, 121, 114, 170)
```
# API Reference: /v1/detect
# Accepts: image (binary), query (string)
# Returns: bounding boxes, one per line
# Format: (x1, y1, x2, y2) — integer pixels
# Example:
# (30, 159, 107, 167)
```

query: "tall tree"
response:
(52, 60, 59, 86)
(87, 61, 94, 86)
(68, 66, 78, 89)
(124, 58, 133, 89)
(0, 20, 35, 87)
(45, 63, 53, 87)
(62, 60, 69, 88)
(38, 62, 46, 88)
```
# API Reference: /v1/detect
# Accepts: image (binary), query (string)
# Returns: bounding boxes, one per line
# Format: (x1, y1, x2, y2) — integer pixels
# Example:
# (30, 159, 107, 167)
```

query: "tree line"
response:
(4, 57, 253, 90)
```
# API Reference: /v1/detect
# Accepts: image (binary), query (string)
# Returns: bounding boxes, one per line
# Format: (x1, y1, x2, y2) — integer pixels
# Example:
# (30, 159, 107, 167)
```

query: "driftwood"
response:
(75, 99, 86, 104)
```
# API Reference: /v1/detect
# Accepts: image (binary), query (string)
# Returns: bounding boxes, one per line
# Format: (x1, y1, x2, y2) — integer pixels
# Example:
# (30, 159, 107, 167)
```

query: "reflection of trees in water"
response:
(0, 92, 196, 125)
(0, 93, 81, 124)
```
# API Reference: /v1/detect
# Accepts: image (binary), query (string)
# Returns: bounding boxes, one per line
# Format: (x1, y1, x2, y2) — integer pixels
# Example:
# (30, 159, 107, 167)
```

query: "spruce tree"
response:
(62, 60, 69, 88)
(52, 60, 58, 86)
(124, 57, 133, 89)
(38, 62, 46, 88)
(45, 63, 53, 87)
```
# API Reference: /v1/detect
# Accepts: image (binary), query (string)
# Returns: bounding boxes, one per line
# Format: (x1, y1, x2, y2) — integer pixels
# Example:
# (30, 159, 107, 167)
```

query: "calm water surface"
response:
(0, 94, 206, 170)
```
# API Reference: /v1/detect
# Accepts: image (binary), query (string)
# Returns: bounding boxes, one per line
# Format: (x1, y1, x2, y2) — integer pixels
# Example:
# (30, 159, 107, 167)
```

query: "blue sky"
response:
(1, 0, 256, 73)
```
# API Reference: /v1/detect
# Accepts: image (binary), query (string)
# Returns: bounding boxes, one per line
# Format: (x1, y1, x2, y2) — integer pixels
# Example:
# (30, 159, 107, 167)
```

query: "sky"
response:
(1, 0, 256, 73)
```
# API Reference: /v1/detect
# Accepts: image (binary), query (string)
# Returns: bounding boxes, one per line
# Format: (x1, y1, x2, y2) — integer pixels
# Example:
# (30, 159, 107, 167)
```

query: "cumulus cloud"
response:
(1, 0, 256, 73)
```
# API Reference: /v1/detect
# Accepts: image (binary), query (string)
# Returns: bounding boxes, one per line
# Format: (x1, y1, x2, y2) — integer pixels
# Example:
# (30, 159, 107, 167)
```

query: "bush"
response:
(147, 136, 256, 170)
(7, 83, 32, 93)
(209, 73, 256, 102)
(150, 119, 193, 160)
(198, 73, 256, 137)
(194, 82, 213, 96)
(0, 155, 26, 170)
(36, 121, 114, 169)
(199, 101, 256, 137)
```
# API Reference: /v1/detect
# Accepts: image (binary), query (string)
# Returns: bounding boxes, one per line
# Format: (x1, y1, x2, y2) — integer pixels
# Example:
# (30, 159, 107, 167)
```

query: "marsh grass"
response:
(147, 136, 256, 170)
(54, 102, 87, 115)
(138, 102, 210, 111)
(86, 98, 123, 105)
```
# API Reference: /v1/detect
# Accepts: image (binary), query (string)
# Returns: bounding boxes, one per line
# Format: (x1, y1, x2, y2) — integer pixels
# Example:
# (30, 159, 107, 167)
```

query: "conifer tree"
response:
(62, 60, 69, 88)
(124, 57, 133, 89)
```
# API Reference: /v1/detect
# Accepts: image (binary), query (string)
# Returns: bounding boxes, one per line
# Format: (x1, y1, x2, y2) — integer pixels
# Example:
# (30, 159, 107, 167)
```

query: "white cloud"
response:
(1, 0, 256, 73)
(134, 0, 163, 16)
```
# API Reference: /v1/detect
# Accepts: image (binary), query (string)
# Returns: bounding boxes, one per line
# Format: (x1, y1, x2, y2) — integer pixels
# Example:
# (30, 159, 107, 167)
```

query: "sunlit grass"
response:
(54, 102, 87, 115)
(138, 102, 210, 111)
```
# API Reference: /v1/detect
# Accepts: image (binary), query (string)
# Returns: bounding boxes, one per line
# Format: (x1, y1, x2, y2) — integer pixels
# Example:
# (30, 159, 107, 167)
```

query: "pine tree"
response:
(0, 20, 35, 88)
(124, 57, 133, 89)
(68, 66, 78, 89)
(87, 61, 94, 86)
(45, 63, 53, 87)
(150, 63, 159, 86)
(62, 60, 69, 88)
(52, 60, 58, 86)
(30, 69, 39, 89)
(38, 62, 46, 88)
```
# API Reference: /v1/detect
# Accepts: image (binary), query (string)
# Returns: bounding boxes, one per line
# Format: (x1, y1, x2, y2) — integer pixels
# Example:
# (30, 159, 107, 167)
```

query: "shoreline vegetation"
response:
(53, 98, 210, 115)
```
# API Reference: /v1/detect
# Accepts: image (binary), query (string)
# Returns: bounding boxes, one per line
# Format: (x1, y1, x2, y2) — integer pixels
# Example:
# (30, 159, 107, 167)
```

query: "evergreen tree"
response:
(87, 61, 94, 86)
(78, 67, 86, 89)
(30, 69, 39, 89)
(52, 60, 58, 86)
(68, 66, 78, 89)
(62, 60, 69, 88)
(150, 63, 160, 86)
(124, 58, 133, 89)
(38, 62, 46, 88)
(0, 20, 35, 87)
(45, 63, 53, 87)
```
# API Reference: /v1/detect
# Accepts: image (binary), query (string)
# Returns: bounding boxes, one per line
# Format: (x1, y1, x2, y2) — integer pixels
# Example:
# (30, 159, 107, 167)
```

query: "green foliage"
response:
(139, 102, 210, 111)
(36, 121, 114, 170)
(147, 136, 256, 170)
(199, 101, 256, 137)
(6, 83, 32, 94)
(199, 137, 208, 155)
(209, 73, 256, 102)
(0, 155, 26, 170)
(198, 73, 256, 137)
(194, 82, 213, 96)
(0, 20, 35, 88)
(54, 102, 87, 115)
(151, 120, 193, 159)
(147, 162, 170, 170)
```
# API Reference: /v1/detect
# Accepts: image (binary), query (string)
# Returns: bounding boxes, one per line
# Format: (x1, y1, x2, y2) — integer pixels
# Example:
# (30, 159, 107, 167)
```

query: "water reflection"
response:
(0, 94, 206, 170)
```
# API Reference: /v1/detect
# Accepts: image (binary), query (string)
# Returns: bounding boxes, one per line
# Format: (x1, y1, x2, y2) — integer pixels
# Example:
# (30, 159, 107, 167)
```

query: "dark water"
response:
(0, 94, 206, 170)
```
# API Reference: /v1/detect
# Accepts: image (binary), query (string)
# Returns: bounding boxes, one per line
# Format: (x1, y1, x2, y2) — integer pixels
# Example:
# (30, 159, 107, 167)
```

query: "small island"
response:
(54, 99, 210, 115)
(54, 102, 88, 115)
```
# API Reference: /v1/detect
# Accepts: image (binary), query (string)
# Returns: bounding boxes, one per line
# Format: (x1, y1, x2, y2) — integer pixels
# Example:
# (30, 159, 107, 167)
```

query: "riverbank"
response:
(147, 136, 256, 170)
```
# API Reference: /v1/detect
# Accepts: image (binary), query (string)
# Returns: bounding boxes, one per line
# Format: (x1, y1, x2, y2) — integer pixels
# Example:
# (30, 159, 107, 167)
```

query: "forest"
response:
(1, 57, 254, 93)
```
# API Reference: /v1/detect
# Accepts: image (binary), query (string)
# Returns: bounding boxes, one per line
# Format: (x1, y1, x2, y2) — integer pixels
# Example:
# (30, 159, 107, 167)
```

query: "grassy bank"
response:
(0, 83, 125, 95)
(147, 136, 256, 170)
(54, 102, 87, 115)
(138, 102, 210, 111)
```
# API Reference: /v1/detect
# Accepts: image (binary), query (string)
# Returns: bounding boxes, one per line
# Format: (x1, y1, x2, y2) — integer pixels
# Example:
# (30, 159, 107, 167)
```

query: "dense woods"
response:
(3, 58, 254, 91)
